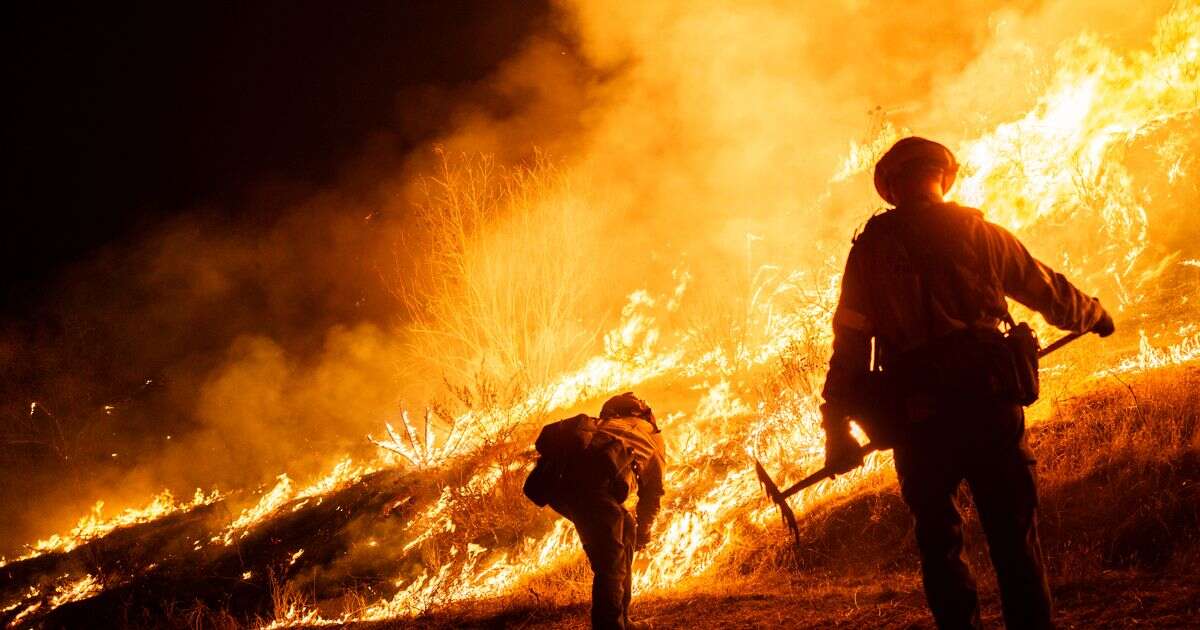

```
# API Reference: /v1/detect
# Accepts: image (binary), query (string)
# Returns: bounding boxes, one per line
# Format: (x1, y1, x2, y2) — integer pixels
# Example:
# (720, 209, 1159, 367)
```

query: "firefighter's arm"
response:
(821, 329, 870, 474)
(988, 223, 1108, 333)
(821, 246, 872, 473)
(634, 435, 666, 550)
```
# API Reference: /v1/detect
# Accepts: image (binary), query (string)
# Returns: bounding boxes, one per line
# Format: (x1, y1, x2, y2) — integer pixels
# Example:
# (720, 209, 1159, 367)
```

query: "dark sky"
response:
(3, 1, 549, 312)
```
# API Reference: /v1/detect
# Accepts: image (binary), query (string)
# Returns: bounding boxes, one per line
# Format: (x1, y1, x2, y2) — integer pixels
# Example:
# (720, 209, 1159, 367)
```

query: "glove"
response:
(823, 423, 864, 475)
(1091, 309, 1115, 338)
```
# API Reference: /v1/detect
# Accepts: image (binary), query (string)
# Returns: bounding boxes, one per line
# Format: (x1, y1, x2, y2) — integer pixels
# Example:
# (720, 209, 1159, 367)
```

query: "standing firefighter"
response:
(523, 392, 666, 630)
(821, 137, 1115, 629)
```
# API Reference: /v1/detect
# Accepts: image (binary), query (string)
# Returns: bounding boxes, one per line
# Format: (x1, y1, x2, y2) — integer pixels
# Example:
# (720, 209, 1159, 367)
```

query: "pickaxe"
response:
(754, 330, 1085, 547)
(754, 443, 880, 547)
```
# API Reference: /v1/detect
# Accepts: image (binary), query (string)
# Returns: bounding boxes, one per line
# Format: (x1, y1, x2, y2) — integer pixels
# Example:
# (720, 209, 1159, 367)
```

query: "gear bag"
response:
(522, 414, 636, 507)
(855, 322, 1039, 445)
(1003, 318, 1040, 406)
(888, 321, 1039, 407)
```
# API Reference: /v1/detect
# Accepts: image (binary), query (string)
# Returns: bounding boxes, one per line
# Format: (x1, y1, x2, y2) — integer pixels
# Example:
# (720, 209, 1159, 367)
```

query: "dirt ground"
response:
(378, 567, 1199, 629)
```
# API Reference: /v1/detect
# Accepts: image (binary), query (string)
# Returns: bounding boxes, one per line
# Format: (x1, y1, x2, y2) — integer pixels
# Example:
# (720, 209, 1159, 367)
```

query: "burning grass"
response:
(2, 354, 1197, 629)
(396, 151, 611, 396)
(3, 4, 1199, 627)
(377, 364, 1200, 630)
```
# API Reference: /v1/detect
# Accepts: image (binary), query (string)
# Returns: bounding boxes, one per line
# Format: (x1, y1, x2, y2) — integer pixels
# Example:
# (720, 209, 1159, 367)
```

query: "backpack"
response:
(522, 414, 636, 508)
(864, 207, 1041, 425)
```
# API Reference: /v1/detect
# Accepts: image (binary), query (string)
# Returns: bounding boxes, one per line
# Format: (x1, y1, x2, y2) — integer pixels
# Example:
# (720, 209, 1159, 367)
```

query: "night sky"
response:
(3, 2, 548, 314)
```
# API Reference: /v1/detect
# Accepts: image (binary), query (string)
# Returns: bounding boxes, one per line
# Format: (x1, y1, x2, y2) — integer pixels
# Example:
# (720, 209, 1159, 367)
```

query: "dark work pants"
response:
(553, 489, 636, 630)
(893, 401, 1053, 630)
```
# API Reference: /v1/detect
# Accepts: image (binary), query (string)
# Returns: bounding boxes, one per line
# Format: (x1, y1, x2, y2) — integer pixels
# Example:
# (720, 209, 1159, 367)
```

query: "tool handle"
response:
(772, 332, 1081, 503)
(1038, 331, 1083, 358)
(779, 443, 882, 500)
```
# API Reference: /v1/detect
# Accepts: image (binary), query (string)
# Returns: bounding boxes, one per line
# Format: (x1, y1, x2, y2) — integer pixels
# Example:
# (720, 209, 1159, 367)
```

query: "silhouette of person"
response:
(821, 137, 1114, 629)
(549, 392, 666, 630)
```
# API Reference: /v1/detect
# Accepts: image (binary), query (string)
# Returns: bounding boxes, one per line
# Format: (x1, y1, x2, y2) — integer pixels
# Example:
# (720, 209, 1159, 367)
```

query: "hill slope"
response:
(393, 366, 1200, 629)
(2, 366, 1197, 629)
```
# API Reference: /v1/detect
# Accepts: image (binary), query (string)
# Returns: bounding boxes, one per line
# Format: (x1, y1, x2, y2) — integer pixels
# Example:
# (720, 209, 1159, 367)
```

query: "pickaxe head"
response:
(754, 458, 801, 547)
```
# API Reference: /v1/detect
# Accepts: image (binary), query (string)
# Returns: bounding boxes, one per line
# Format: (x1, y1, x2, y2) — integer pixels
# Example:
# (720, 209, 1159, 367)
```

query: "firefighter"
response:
(550, 392, 666, 630)
(820, 137, 1115, 629)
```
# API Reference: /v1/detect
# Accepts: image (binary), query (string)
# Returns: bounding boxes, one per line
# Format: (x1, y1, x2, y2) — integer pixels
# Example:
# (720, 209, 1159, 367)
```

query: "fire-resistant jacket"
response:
(822, 201, 1105, 421)
(595, 415, 667, 530)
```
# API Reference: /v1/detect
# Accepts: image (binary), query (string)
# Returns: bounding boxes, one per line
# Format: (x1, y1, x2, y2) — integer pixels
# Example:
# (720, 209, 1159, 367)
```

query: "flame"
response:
(953, 7, 1200, 306)
(1101, 330, 1200, 375)
(326, 4, 1200, 623)
(9, 2, 1200, 627)
(4, 574, 103, 627)
(370, 407, 465, 470)
(216, 458, 374, 546)
(1, 489, 220, 568)
(258, 603, 341, 630)
(47, 575, 102, 610)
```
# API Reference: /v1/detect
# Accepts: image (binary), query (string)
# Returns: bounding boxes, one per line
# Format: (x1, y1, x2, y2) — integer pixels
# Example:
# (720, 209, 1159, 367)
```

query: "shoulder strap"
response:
(893, 215, 939, 341)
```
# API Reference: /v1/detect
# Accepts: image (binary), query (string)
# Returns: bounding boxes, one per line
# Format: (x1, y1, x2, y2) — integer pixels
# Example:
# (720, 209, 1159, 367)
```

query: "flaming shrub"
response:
(398, 152, 610, 394)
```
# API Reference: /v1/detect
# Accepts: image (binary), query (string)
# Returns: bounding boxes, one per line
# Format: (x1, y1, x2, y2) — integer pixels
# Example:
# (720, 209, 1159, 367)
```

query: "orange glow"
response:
(1, 489, 220, 567)
(8, 2, 1199, 626)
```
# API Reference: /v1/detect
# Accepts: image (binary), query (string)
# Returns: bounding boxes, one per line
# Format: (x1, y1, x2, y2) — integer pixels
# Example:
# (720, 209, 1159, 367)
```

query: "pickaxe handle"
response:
(1039, 331, 1083, 358)
(755, 329, 1084, 546)
(775, 444, 882, 500)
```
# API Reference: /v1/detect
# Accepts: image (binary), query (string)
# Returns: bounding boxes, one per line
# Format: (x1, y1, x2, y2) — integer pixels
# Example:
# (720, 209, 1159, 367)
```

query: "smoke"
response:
(5, 0, 1196, 553)
(0, 195, 406, 550)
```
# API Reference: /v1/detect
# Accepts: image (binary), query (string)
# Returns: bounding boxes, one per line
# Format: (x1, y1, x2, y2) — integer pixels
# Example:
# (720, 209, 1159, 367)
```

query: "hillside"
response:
(3, 364, 1197, 629)
(380, 366, 1200, 629)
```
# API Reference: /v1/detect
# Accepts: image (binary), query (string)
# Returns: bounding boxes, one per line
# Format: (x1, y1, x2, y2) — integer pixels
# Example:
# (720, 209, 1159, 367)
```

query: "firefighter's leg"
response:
(967, 429, 1053, 630)
(896, 445, 982, 630)
(620, 508, 636, 625)
(571, 493, 632, 630)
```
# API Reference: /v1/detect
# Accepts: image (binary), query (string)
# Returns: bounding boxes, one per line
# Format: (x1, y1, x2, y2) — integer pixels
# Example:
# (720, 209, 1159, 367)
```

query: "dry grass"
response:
(386, 364, 1200, 629)
(1033, 366, 1200, 577)
(148, 360, 1200, 630)
(396, 151, 610, 394)
(11, 363, 1195, 629)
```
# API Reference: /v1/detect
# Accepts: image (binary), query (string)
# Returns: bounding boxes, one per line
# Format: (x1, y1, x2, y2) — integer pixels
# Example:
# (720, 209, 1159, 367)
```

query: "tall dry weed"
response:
(397, 151, 609, 396)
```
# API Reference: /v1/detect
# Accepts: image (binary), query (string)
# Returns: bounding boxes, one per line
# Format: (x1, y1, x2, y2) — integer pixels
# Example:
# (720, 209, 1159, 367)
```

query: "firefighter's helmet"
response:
(600, 392, 657, 428)
(873, 136, 958, 205)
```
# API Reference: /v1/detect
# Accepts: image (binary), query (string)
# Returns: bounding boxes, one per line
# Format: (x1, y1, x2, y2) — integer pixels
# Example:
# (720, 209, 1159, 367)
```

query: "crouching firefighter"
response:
(523, 392, 667, 630)
(821, 137, 1115, 630)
